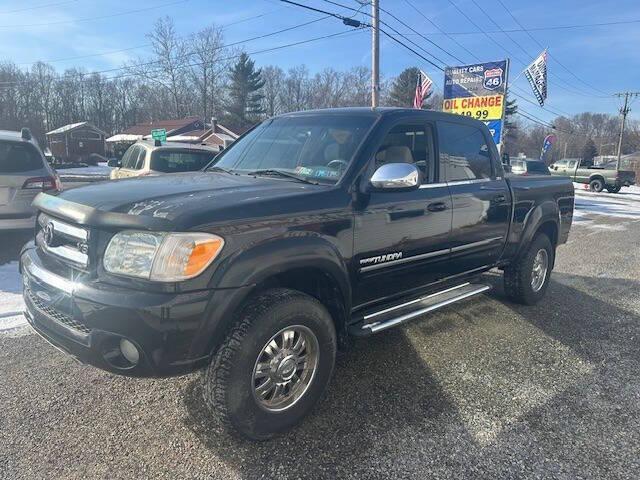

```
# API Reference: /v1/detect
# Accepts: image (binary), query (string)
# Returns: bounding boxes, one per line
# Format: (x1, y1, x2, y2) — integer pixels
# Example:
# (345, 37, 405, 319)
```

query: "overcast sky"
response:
(1, 0, 639, 122)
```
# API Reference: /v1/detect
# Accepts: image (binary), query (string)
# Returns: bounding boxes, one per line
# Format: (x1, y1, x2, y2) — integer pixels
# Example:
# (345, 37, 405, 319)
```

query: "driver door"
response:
(352, 120, 453, 309)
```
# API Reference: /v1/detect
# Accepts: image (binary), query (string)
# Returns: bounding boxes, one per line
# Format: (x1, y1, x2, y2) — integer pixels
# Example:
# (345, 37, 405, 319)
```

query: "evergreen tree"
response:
(225, 53, 265, 130)
(388, 67, 421, 107)
(503, 96, 519, 153)
(581, 138, 598, 165)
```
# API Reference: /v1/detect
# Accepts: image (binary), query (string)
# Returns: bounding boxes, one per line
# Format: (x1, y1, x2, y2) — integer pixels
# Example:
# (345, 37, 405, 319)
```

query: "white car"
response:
(109, 141, 219, 179)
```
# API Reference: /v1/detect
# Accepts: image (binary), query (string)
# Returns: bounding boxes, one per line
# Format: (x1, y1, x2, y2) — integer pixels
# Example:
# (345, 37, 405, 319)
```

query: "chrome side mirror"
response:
(370, 163, 420, 191)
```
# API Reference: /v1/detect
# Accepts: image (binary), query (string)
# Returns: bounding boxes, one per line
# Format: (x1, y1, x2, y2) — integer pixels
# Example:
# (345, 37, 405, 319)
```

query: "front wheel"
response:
(203, 288, 337, 440)
(589, 178, 605, 192)
(504, 233, 554, 305)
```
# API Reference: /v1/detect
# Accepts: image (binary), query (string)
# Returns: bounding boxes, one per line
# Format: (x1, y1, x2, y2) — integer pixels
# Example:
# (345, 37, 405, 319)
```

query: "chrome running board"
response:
(352, 283, 490, 335)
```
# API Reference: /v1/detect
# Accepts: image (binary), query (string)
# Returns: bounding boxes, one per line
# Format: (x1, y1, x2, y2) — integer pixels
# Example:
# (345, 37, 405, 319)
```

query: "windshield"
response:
(211, 114, 375, 184)
(150, 150, 216, 173)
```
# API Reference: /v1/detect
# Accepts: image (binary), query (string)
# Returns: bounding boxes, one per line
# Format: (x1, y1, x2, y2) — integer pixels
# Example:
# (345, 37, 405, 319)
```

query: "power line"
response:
(101, 29, 366, 83)
(16, 8, 288, 67)
(434, 19, 640, 35)
(0, 0, 79, 14)
(316, 0, 451, 69)
(0, 0, 189, 29)
(376, 5, 466, 64)
(0, 17, 343, 86)
(401, 0, 481, 62)
(494, 0, 611, 97)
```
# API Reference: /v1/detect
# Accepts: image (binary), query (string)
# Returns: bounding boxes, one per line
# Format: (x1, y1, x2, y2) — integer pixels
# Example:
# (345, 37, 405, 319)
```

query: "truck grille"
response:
(25, 286, 91, 335)
(37, 213, 90, 268)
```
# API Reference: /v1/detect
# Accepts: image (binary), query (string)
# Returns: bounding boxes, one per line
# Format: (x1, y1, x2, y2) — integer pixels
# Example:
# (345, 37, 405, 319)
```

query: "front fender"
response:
(213, 235, 351, 301)
(191, 235, 352, 358)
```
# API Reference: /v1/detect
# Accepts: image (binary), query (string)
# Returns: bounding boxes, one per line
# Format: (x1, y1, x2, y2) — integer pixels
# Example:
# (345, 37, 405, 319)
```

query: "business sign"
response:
(443, 60, 509, 150)
(151, 128, 167, 142)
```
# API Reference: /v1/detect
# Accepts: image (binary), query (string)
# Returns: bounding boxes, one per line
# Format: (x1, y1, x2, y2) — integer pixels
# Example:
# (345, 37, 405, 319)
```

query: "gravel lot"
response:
(1, 199, 640, 479)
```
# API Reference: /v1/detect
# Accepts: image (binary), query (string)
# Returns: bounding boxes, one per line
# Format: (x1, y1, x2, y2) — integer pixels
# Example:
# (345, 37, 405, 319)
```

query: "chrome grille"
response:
(26, 287, 91, 335)
(37, 213, 90, 268)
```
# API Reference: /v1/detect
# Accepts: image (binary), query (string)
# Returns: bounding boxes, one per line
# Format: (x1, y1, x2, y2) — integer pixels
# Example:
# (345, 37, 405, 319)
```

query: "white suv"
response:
(110, 141, 218, 179)
(0, 128, 61, 230)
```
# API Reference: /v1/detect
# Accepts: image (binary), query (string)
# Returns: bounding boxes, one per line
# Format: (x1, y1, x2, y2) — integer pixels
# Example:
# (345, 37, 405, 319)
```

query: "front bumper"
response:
(21, 247, 248, 377)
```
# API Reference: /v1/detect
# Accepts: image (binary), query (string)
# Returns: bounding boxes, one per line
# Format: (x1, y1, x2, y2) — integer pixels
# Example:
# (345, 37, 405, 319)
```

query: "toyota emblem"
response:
(43, 222, 55, 246)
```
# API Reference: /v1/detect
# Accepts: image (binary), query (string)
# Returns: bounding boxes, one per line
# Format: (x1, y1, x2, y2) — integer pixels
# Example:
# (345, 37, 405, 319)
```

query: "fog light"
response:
(119, 339, 140, 365)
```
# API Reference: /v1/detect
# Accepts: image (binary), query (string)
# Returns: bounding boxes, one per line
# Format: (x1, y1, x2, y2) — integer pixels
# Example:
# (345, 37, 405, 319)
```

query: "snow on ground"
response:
(0, 261, 28, 335)
(573, 183, 640, 221)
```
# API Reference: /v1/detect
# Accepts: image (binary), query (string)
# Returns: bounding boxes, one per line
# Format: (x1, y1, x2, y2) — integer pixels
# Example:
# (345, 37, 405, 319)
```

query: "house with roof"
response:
(46, 122, 107, 164)
(106, 117, 239, 158)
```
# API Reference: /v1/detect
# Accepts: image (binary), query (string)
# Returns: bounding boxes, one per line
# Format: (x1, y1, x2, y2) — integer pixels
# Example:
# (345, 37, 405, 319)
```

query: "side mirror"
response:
(370, 163, 420, 191)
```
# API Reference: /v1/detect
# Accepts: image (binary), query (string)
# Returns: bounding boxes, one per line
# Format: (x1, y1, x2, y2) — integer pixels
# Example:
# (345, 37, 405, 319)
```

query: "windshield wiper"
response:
(248, 169, 319, 185)
(206, 166, 238, 175)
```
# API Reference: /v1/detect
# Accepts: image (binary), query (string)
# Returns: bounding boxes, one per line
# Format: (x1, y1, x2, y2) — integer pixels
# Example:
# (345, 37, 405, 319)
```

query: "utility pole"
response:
(614, 92, 640, 170)
(371, 0, 380, 108)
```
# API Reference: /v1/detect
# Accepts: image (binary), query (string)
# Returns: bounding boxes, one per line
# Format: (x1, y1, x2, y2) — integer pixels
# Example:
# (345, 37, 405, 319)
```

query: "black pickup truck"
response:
(20, 108, 574, 440)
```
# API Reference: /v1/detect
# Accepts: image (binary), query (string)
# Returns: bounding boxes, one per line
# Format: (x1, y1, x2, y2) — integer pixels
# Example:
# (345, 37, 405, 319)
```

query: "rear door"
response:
(353, 118, 453, 308)
(437, 120, 511, 274)
(0, 141, 47, 218)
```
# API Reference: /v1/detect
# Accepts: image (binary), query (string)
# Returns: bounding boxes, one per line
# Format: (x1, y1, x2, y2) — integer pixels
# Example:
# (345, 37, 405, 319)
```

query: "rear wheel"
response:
(203, 288, 337, 440)
(606, 185, 622, 193)
(504, 233, 554, 305)
(589, 178, 605, 192)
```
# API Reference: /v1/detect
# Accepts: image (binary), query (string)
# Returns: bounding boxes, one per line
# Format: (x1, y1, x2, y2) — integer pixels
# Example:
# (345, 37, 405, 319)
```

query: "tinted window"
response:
(213, 115, 375, 184)
(438, 122, 492, 181)
(374, 124, 433, 182)
(526, 161, 550, 174)
(0, 141, 44, 173)
(151, 150, 216, 173)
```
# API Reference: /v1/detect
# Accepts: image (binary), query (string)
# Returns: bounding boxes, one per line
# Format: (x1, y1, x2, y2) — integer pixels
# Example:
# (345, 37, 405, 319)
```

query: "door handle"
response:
(492, 194, 507, 204)
(427, 202, 447, 212)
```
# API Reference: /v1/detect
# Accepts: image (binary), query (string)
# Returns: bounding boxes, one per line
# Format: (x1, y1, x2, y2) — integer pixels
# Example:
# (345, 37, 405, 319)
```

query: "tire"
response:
(504, 233, 554, 305)
(203, 288, 337, 440)
(589, 178, 604, 192)
(606, 185, 622, 193)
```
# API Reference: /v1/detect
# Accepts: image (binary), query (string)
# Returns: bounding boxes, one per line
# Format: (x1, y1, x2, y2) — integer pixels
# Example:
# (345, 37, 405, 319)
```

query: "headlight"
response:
(103, 231, 224, 282)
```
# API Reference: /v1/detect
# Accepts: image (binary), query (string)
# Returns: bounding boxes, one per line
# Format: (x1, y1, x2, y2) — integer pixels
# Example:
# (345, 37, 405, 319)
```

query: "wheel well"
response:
(251, 268, 349, 347)
(589, 175, 605, 184)
(537, 220, 558, 247)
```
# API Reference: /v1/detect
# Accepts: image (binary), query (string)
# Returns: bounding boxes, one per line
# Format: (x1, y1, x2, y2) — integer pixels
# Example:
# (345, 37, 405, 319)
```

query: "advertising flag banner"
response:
(524, 50, 548, 106)
(540, 133, 557, 160)
(443, 60, 508, 150)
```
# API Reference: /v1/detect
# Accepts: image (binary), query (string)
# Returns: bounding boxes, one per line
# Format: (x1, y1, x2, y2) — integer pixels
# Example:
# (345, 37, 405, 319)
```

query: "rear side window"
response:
(0, 141, 44, 173)
(437, 122, 492, 182)
(526, 161, 549, 174)
(150, 150, 216, 173)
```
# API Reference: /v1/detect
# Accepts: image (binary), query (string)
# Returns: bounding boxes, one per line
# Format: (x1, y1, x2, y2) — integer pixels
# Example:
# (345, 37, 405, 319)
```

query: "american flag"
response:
(413, 70, 433, 109)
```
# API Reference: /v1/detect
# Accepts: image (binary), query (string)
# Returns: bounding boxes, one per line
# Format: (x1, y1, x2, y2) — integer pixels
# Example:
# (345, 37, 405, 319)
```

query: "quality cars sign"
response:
(443, 60, 509, 150)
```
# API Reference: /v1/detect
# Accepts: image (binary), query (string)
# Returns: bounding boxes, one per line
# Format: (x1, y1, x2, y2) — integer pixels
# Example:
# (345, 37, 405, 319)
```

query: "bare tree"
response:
(261, 66, 285, 117)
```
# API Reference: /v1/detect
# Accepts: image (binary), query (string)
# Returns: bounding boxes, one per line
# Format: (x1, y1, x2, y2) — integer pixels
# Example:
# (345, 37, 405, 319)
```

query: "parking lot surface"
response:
(1, 193, 640, 479)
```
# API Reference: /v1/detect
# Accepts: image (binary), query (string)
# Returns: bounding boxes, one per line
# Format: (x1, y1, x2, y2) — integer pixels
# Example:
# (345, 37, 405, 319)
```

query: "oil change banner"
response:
(443, 60, 508, 149)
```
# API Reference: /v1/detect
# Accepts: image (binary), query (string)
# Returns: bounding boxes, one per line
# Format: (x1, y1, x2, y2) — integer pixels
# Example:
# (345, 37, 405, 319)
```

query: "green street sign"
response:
(151, 128, 167, 142)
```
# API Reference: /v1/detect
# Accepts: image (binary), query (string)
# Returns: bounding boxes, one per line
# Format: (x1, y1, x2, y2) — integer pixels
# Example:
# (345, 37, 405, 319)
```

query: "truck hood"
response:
(47, 171, 328, 229)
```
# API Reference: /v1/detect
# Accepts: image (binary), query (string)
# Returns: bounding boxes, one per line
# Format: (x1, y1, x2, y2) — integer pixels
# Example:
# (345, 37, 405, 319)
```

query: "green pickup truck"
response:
(549, 159, 636, 193)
